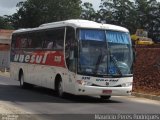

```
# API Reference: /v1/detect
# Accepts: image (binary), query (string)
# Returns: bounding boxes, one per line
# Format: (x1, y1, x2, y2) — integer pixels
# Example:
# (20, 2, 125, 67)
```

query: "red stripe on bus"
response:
(13, 50, 66, 68)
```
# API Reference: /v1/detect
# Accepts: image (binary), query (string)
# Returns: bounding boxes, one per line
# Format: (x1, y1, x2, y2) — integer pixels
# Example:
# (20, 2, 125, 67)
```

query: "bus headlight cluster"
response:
(121, 82, 132, 87)
(77, 80, 92, 86)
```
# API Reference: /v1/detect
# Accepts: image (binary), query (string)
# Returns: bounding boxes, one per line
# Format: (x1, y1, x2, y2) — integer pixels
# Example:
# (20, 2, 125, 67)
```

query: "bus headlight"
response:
(77, 80, 92, 86)
(121, 82, 132, 87)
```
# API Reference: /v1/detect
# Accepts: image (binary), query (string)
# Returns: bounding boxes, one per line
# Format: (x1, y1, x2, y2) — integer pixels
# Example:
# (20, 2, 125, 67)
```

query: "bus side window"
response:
(43, 28, 64, 50)
(28, 32, 43, 49)
(36, 32, 44, 49)
(47, 41, 53, 49)
(43, 30, 54, 49)
(54, 29, 64, 50)
(14, 34, 28, 49)
(28, 33, 34, 48)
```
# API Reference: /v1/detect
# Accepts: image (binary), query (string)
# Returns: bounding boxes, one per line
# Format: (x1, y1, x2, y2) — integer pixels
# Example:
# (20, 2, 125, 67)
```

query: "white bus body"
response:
(10, 19, 133, 99)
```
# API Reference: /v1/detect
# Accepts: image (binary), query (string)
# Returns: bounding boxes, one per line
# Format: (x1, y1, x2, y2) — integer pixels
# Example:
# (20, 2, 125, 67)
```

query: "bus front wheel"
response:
(100, 95, 111, 100)
(57, 80, 65, 97)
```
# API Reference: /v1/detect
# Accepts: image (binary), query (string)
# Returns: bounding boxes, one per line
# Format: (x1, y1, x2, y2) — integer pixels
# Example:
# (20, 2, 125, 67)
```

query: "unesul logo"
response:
(13, 53, 48, 64)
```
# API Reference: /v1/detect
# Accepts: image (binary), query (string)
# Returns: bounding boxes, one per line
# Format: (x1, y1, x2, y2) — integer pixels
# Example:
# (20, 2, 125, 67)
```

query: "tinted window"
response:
(43, 28, 65, 50)
(12, 33, 28, 49)
(28, 31, 44, 49)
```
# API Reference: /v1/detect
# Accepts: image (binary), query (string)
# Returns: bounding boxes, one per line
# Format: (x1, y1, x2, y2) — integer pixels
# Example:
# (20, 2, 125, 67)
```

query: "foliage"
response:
(81, 2, 96, 21)
(134, 0, 160, 38)
(0, 16, 14, 29)
(6, 0, 82, 28)
(81, 0, 160, 40)
(2, 0, 160, 40)
(99, 0, 136, 33)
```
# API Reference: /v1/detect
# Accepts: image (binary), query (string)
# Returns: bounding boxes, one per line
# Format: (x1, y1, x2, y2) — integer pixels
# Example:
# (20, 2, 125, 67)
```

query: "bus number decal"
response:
(82, 76, 90, 80)
(54, 56, 62, 62)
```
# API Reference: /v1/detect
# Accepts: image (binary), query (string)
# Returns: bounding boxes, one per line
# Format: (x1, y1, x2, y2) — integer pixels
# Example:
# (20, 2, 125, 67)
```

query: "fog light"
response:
(77, 80, 84, 85)
(77, 80, 92, 86)
(121, 82, 132, 87)
(127, 91, 132, 93)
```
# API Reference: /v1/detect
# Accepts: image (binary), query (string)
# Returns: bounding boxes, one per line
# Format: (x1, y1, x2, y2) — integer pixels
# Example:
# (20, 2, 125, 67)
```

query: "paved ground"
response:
(0, 101, 24, 114)
(0, 72, 39, 120)
(0, 99, 39, 120)
(0, 71, 159, 101)
(0, 72, 13, 114)
(0, 71, 10, 77)
(0, 71, 160, 120)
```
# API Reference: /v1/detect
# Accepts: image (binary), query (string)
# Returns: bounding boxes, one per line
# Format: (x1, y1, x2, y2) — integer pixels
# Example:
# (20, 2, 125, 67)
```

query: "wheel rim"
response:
(58, 81, 63, 97)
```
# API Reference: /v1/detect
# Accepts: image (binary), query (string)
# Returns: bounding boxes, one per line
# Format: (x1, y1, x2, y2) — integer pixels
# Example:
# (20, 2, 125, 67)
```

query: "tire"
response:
(57, 80, 65, 97)
(19, 73, 26, 88)
(19, 73, 32, 88)
(100, 95, 111, 100)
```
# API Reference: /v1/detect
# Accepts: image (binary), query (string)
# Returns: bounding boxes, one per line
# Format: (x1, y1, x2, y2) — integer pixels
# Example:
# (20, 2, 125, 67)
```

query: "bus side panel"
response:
(36, 65, 73, 92)
(27, 64, 41, 86)
(10, 62, 19, 81)
(64, 71, 77, 94)
(38, 65, 57, 89)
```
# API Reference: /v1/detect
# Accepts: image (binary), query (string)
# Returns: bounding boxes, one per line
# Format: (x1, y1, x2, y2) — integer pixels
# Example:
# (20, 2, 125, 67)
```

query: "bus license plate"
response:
(102, 90, 112, 94)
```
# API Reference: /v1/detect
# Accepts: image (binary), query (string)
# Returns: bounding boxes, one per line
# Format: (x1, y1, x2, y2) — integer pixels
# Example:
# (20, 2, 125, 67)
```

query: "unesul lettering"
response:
(14, 53, 48, 64)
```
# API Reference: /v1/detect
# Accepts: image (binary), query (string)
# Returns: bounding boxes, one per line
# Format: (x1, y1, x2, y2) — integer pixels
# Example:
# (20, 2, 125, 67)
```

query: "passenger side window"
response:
(28, 32, 43, 49)
(13, 34, 28, 49)
(43, 28, 65, 50)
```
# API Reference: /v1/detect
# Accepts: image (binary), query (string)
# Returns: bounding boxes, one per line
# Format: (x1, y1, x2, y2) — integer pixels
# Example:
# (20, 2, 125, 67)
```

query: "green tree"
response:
(99, 0, 160, 36)
(99, 0, 115, 23)
(99, 0, 136, 33)
(134, 0, 160, 38)
(8, 0, 82, 28)
(81, 2, 96, 21)
(0, 16, 14, 29)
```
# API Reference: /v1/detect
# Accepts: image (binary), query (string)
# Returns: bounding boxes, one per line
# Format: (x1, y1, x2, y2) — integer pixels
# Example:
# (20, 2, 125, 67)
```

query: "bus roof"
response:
(13, 19, 129, 33)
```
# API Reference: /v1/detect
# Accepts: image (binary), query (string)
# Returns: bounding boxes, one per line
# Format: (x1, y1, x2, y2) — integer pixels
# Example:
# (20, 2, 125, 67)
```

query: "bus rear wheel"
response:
(19, 72, 33, 88)
(19, 73, 26, 88)
(100, 95, 111, 100)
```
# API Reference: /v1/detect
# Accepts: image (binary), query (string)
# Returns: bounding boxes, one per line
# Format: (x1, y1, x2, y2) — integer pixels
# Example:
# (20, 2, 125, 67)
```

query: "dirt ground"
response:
(132, 45, 160, 96)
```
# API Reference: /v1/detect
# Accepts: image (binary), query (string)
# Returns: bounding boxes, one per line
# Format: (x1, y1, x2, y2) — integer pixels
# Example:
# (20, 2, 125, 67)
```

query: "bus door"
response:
(65, 27, 77, 93)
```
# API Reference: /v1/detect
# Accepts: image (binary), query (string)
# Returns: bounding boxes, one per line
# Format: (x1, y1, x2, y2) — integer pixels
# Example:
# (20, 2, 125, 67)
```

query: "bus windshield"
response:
(78, 29, 133, 77)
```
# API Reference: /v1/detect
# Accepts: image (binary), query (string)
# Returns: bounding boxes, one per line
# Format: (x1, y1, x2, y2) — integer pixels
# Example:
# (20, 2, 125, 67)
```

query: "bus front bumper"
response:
(75, 85, 132, 96)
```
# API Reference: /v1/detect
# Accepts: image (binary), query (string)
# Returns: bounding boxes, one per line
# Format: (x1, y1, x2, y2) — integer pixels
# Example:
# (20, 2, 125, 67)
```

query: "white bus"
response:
(10, 19, 133, 99)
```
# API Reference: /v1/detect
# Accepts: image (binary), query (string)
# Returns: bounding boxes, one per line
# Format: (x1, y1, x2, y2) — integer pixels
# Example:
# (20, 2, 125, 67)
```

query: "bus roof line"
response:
(13, 19, 129, 34)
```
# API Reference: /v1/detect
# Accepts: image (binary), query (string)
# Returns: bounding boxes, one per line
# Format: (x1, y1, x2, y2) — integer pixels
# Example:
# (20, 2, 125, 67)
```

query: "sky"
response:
(0, 0, 26, 16)
(0, 0, 159, 16)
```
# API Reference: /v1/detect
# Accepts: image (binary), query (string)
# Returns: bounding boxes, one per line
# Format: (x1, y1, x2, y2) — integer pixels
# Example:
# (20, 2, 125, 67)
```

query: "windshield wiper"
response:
(94, 53, 103, 75)
(109, 52, 123, 77)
